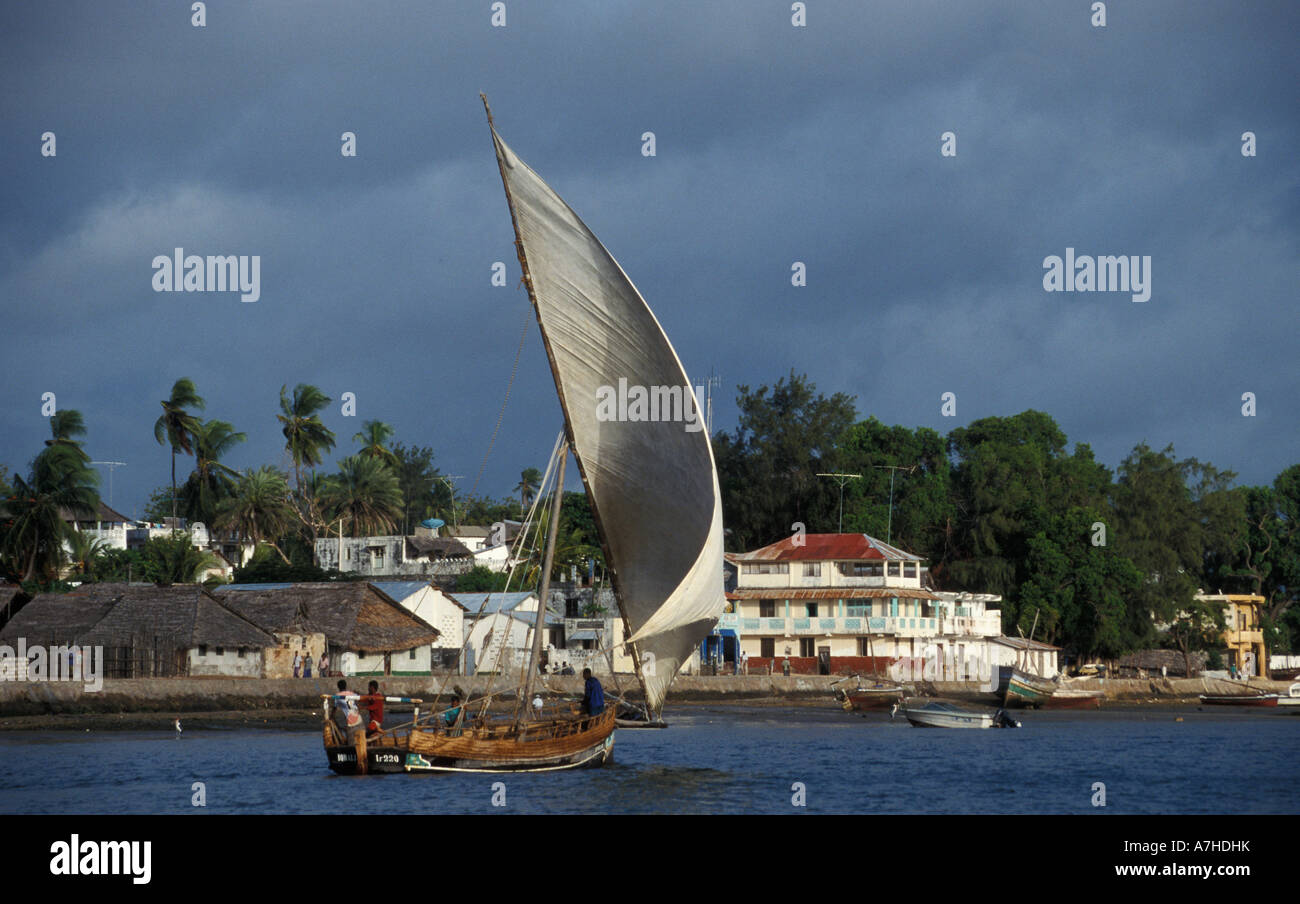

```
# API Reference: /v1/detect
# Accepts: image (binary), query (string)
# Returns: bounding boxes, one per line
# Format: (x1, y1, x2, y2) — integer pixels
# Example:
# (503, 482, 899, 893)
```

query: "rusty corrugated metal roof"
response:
(732, 533, 923, 562)
(728, 588, 939, 600)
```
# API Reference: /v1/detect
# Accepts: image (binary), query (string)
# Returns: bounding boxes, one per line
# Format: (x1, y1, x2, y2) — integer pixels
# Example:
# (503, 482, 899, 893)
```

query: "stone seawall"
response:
(0, 674, 1291, 717)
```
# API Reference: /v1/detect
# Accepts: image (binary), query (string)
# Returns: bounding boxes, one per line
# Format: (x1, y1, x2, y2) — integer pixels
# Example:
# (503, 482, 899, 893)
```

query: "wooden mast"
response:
(522, 444, 566, 723)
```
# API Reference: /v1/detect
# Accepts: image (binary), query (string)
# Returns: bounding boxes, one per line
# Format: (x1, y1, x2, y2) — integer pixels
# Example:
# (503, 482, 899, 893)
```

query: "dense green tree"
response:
(455, 564, 511, 592)
(1111, 444, 1214, 648)
(153, 378, 205, 525)
(1017, 506, 1143, 659)
(391, 442, 450, 534)
(834, 418, 956, 572)
(713, 372, 857, 550)
(945, 411, 1071, 604)
(232, 547, 359, 583)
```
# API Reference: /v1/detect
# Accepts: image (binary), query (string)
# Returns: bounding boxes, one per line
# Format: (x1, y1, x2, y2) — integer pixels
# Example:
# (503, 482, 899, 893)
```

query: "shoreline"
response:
(2, 680, 1294, 731)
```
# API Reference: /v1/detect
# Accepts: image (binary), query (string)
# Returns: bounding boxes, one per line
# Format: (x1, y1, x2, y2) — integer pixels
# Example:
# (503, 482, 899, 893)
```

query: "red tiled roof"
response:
(732, 533, 923, 562)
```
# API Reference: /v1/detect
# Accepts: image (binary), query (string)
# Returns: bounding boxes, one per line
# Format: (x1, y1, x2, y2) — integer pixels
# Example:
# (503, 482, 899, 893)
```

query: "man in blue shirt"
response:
(581, 668, 605, 716)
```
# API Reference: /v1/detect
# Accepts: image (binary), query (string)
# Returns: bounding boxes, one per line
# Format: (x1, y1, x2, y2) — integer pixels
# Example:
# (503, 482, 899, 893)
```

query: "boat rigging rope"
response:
(468, 304, 531, 500)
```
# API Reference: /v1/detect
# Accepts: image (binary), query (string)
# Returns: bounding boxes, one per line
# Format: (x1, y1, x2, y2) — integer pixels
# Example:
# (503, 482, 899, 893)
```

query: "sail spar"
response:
(487, 114, 725, 713)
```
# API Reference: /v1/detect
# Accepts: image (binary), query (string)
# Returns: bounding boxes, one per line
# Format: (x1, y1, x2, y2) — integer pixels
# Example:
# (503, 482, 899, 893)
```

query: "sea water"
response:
(0, 706, 1295, 814)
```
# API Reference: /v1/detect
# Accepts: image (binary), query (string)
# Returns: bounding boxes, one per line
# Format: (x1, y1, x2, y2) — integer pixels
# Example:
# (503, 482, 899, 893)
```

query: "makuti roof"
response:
(76, 585, 276, 649)
(0, 582, 276, 650)
(733, 533, 924, 562)
(217, 582, 439, 653)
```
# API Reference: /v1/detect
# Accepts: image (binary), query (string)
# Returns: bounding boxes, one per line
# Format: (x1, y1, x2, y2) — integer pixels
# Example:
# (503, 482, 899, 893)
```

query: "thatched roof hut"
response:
(0, 582, 275, 651)
(75, 584, 275, 650)
(0, 584, 121, 645)
(215, 582, 439, 652)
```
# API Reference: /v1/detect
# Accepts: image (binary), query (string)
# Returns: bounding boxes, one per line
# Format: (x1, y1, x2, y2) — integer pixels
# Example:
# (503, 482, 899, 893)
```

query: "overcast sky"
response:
(2, 1, 1296, 522)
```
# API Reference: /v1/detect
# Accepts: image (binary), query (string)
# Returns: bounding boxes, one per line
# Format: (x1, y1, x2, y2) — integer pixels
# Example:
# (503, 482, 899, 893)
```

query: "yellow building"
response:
(1196, 592, 1267, 677)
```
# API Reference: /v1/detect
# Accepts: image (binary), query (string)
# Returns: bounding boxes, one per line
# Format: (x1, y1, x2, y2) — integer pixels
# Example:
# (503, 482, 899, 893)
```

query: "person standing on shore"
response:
(293, 651, 302, 678)
(319, 651, 329, 677)
(303, 652, 313, 678)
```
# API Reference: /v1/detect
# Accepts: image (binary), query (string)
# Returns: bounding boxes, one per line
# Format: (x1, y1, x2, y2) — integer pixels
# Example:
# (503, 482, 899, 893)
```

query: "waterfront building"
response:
(371, 581, 467, 669)
(216, 582, 440, 677)
(0, 583, 276, 678)
(725, 533, 1005, 677)
(1197, 591, 1268, 678)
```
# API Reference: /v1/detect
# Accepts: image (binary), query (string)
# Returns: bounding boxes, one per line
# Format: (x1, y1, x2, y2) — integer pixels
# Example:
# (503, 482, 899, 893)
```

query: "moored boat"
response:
(1197, 693, 1280, 707)
(1044, 688, 1104, 709)
(1002, 666, 1056, 709)
(1278, 683, 1300, 707)
(899, 700, 1019, 729)
(839, 682, 905, 711)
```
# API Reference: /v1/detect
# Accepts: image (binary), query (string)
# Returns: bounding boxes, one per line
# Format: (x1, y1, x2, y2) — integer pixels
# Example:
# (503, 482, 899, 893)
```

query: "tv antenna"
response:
(90, 461, 127, 508)
(872, 464, 916, 544)
(816, 473, 861, 533)
(439, 475, 465, 528)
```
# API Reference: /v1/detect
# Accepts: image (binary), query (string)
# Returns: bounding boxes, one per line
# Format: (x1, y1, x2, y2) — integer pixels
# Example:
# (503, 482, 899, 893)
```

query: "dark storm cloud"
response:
(1, 1, 1296, 519)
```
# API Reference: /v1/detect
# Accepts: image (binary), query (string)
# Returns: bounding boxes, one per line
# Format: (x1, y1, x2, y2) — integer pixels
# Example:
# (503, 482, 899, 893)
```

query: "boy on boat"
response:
(361, 680, 384, 737)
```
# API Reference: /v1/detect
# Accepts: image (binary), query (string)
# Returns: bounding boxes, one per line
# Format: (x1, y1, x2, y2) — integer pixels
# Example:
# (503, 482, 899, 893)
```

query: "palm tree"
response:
(353, 420, 398, 467)
(179, 419, 247, 526)
(45, 409, 92, 462)
(144, 533, 222, 584)
(67, 531, 107, 577)
(2, 445, 100, 582)
(277, 384, 335, 492)
(318, 455, 402, 537)
(515, 467, 543, 514)
(215, 467, 294, 563)
(154, 378, 205, 526)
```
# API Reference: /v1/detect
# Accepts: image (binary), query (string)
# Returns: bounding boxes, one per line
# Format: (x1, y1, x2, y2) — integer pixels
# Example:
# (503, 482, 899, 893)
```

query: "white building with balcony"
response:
(725, 533, 1005, 677)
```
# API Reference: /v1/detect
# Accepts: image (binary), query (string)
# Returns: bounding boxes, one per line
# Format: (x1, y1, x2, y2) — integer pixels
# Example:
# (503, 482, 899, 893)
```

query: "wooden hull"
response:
(1045, 689, 1103, 709)
(324, 709, 618, 774)
(844, 686, 905, 711)
(1003, 669, 1055, 708)
(1198, 694, 1279, 707)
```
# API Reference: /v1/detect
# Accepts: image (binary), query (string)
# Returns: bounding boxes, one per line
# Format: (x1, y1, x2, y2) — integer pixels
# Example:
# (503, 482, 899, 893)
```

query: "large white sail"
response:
(489, 123, 725, 713)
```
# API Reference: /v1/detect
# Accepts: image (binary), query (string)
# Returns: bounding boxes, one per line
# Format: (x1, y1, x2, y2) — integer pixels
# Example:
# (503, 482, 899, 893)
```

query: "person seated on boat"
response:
(332, 679, 362, 737)
(443, 695, 462, 732)
(581, 668, 605, 717)
(361, 680, 384, 737)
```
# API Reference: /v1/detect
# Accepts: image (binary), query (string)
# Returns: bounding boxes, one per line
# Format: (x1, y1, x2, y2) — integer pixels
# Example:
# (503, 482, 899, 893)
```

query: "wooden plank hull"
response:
(324, 709, 618, 774)
(1044, 690, 1103, 709)
(844, 686, 905, 711)
(1003, 669, 1055, 708)
(1198, 694, 1279, 707)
